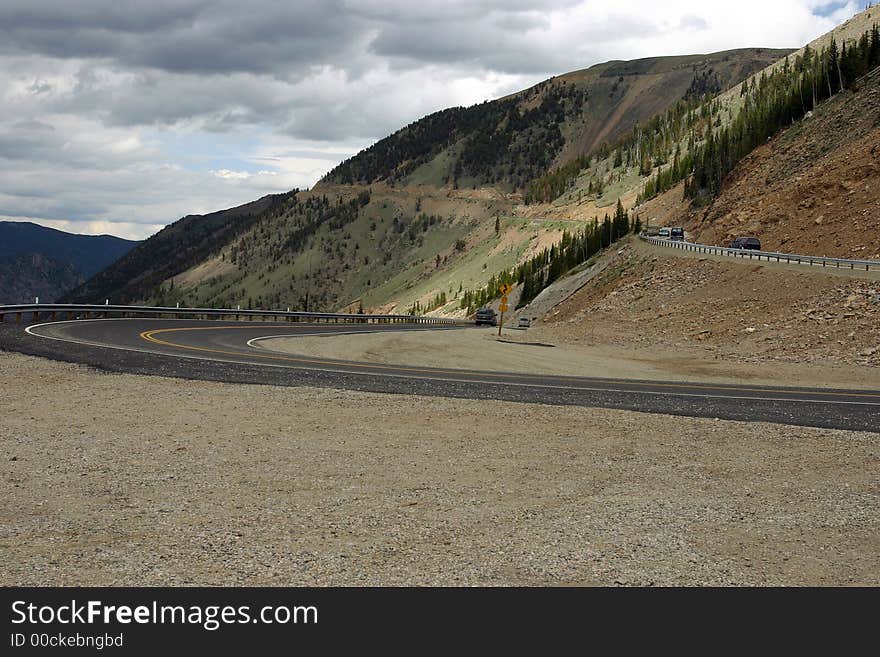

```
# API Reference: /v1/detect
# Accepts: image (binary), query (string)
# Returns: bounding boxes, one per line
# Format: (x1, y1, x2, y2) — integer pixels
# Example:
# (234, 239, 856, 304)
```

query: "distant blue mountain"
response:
(0, 221, 140, 303)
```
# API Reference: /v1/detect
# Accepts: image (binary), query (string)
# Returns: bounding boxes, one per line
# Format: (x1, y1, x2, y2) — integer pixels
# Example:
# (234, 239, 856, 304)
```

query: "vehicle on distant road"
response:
(475, 307, 497, 326)
(670, 227, 685, 241)
(517, 316, 532, 328)
(658, 227, 671, 238)
(730, 236, 762, 250)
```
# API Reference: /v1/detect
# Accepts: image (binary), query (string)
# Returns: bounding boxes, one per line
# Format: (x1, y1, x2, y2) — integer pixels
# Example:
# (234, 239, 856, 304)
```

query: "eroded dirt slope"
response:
(531, 240, 880, 368)
(677, 67, 880, 258)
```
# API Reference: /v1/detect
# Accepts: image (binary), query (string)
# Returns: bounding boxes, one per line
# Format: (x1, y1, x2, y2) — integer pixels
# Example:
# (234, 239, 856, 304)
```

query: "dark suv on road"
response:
(730, 236, 761, 250)
(475, 307, 497, 326)
(669, 227, 685, 241)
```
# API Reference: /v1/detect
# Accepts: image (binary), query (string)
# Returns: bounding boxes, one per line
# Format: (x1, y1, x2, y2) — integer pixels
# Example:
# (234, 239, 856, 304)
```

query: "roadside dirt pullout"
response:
(257, 326, 878, 390)
(2, 351, 878, 586)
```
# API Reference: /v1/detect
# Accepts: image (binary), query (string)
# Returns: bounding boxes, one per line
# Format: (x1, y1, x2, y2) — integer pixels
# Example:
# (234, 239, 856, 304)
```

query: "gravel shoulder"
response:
(2, 351, 877, 586)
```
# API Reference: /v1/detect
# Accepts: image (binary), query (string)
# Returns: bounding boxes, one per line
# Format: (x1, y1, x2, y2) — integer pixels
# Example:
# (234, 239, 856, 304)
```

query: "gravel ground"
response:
(1, 351, 878, 586)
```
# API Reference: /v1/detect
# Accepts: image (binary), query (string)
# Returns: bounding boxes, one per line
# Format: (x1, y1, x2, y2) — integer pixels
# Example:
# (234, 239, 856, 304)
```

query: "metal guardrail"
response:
(641, 235, 880, 272)
(0, 303, 461, 326)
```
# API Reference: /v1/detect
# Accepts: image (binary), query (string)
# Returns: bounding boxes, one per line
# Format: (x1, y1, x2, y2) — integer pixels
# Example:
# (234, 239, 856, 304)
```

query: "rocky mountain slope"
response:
(0, 253, 82, 305)
(683, 65, 880, 258)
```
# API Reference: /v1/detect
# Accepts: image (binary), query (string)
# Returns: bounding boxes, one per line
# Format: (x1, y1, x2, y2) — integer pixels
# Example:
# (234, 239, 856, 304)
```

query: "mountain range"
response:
(0, 221, 139, 304)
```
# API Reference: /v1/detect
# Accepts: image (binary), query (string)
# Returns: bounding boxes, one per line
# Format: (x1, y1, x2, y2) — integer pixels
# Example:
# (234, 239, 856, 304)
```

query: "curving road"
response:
(3, 317, 879, 432)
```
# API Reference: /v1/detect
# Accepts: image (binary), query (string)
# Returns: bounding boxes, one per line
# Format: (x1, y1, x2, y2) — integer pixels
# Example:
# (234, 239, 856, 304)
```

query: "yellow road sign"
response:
(501, 295, 508, 304)
(499, 283, 512, 295)
(499, 303, 509, 312)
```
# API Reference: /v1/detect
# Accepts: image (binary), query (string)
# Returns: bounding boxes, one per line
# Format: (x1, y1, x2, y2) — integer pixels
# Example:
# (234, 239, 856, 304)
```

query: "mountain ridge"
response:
(0, 221, 139, 304)
(321, 47, 789, 192)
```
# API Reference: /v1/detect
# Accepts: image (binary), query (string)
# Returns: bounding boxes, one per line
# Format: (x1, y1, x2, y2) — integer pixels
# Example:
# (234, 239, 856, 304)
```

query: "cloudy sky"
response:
(0, 0, 861, 240)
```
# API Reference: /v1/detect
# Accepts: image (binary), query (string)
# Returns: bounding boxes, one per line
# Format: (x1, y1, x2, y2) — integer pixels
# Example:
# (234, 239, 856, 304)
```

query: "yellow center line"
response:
(138, 325, 880, 400)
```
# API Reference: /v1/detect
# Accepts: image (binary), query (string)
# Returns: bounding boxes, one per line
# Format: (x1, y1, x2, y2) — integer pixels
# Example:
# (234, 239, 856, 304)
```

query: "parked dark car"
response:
(730, 237, 761, 250)
(475, 307, 497, 326)
(669, 227, 685, 241)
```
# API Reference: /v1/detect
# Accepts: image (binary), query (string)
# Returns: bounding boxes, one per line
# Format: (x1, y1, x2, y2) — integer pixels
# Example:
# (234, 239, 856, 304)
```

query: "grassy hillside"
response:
(625, 7, 880, 260)
(146, 186, 518, 313)
(450, 7, 879, 320)
(63, 193, 291, 305)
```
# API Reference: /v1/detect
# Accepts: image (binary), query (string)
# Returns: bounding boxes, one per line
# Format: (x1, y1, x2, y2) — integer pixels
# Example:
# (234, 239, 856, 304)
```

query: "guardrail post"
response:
(16, 312, 22, 324)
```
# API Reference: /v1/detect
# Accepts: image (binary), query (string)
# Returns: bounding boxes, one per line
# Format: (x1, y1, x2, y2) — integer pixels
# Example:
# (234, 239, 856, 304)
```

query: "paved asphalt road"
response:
(2, 317, 879, 432)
